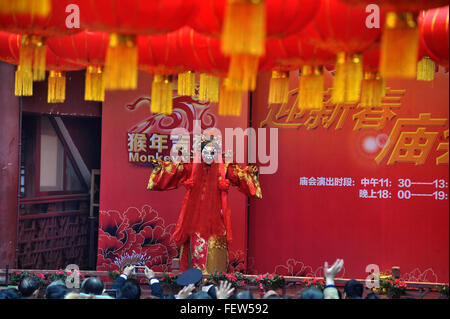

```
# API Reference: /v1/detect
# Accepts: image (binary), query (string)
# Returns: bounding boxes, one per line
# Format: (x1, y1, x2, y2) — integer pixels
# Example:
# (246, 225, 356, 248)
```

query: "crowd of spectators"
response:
(0, 259, 377, 300)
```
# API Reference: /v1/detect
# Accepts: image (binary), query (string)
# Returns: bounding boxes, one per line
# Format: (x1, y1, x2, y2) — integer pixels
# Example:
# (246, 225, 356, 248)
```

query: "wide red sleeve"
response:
(226, 163, 262, 199)
(147, 160, 191, 191)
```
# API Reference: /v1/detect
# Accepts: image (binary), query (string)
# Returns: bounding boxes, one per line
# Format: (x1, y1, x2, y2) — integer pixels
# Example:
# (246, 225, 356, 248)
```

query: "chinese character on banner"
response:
(343, 178, 353, 187)
(361, 178, 370, 187)
(436, 129, 449, 165)
(308, 177, 317, 186)
(149, 134, 169, 153)
(317, 177, 326, 186)
(352, 89, 404, 131)
(375, 113, 448, 166)
(299, 177, 308, 186)
(128, 133, 147, 152)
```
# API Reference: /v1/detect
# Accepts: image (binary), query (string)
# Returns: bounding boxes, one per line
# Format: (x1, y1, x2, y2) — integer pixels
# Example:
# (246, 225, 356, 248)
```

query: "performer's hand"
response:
(218, 178, 231, 191)
(324, 259, 344, 286)
(215, 280, 235, 299)
(144, 266, 155, 280)
(176, 284, 195, 299)
(123, 265, 135, 277)
(183, 178, 195, 190)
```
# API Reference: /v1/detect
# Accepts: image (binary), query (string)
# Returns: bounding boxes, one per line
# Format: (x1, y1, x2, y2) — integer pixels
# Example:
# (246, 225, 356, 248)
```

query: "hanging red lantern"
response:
(2, 31, 82, 100)
(0, 31, 20, 65)
(419, 6, 449, 69)
(189, 0, 321, 93)
(175, 26, 230, 109)
(47, 31, 109, 101)
(138, 31, 188, 115)
(0, 0, 79, 95)
(75, 0, 198, 91)
(264, 24, 335, 108)
(310, 0, 383, 105)
(340, 0, 448, 79)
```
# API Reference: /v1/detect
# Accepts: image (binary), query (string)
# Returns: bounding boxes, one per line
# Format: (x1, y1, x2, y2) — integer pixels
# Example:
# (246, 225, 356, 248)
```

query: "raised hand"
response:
(215, 280, 235, 299)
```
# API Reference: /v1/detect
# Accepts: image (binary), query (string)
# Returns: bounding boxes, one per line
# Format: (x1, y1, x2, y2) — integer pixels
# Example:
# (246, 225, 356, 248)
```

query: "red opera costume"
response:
(147, 156, 261, 274)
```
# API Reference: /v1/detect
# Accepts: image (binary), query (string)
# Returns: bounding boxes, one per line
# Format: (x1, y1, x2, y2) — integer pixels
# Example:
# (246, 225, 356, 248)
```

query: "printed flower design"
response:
(97, 205, 178, 273)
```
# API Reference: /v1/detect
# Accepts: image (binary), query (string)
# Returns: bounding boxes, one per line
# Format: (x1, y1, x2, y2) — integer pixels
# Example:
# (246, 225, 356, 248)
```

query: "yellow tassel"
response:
(380, 12, 419, 79)
(226, 54, 259, 91)
(219, 79, 243, 116)
(19, 35, 46, 83)
(0, 0, 51, 16)
(298, 66, 324, 110)
(221, 0, 265, 93)
(360, 72, 386, 107)
(47, 70, 66, 103)
(103, 33, 138, 90)
(151, 74, 173, 115)
(416, 56, 435, 81)
(331, 52, 363, 104)
(15, 66, 33, 96)
(177, 71, 196, 97)
(221, 0, 266, 57)
(268, 71, 289, 104)
(85, 65, 105, 101)
(199, 73, 220, 103)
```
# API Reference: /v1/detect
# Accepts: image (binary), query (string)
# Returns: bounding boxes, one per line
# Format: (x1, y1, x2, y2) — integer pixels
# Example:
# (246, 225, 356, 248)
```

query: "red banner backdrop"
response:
(249, 69, 449, 283)
(97, 72, 249, 273)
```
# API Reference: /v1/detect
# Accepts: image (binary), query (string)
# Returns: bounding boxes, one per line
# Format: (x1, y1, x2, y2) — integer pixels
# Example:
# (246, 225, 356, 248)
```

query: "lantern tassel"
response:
(221, 0, 265, 92)
(47, 71, 66, 103)
(219, 80, 243, 116)
(151, 75, 173, 115)
(221, 0, 265, 57)
(332, 52, 363, 104)
(226, 54, 259, 91)
(103, 34, 138, 90)
(268, 71, 289, 104)
(0, 0, 51, 16)
(417, 56, 435, 81)
(360, 72, 385, 107)
(298, 66, 324, 110)
(177, 71, 196, 97)
(15, 66, 33, 96)
(85, 66, 105, 101)
(19, 35, 46, 83)
(199, 74, 219, 103)
(380, 12, 419, 79)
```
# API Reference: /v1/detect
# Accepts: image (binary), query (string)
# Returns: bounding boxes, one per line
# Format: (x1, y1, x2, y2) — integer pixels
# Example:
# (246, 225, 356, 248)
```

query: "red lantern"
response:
(1, 31, 82, 100)
(264, 24, 335, 107)
(419, 6, 449, 69)
(341, 0, 448, 79)
(0, 0, 79, 95)
(0, 31, 20, 65)
(340, 1, 448, 12)
(138, 31, 189, 115)
(189, 0, 321, 93)
(74, 0, 198, 90)
(47, 31, 109, 101)
(310, 0, 383, 104)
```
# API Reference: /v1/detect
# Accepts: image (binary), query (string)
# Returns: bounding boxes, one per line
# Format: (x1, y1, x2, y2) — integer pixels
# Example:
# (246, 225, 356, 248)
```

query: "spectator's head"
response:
(0, 288, 21, 299)
(188, 291, 212, 299)
(117, 279, 141, 299)
(263, 290, 281, 299)
(81, 277, 104, 295)
(18, 277, 40, 298)
(45, 283, 69, 299)
(365, 292, 379, 299)
(299, 288, 324, 299)
(344, 280, 364, 299)
(232, 291, 254, 299)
